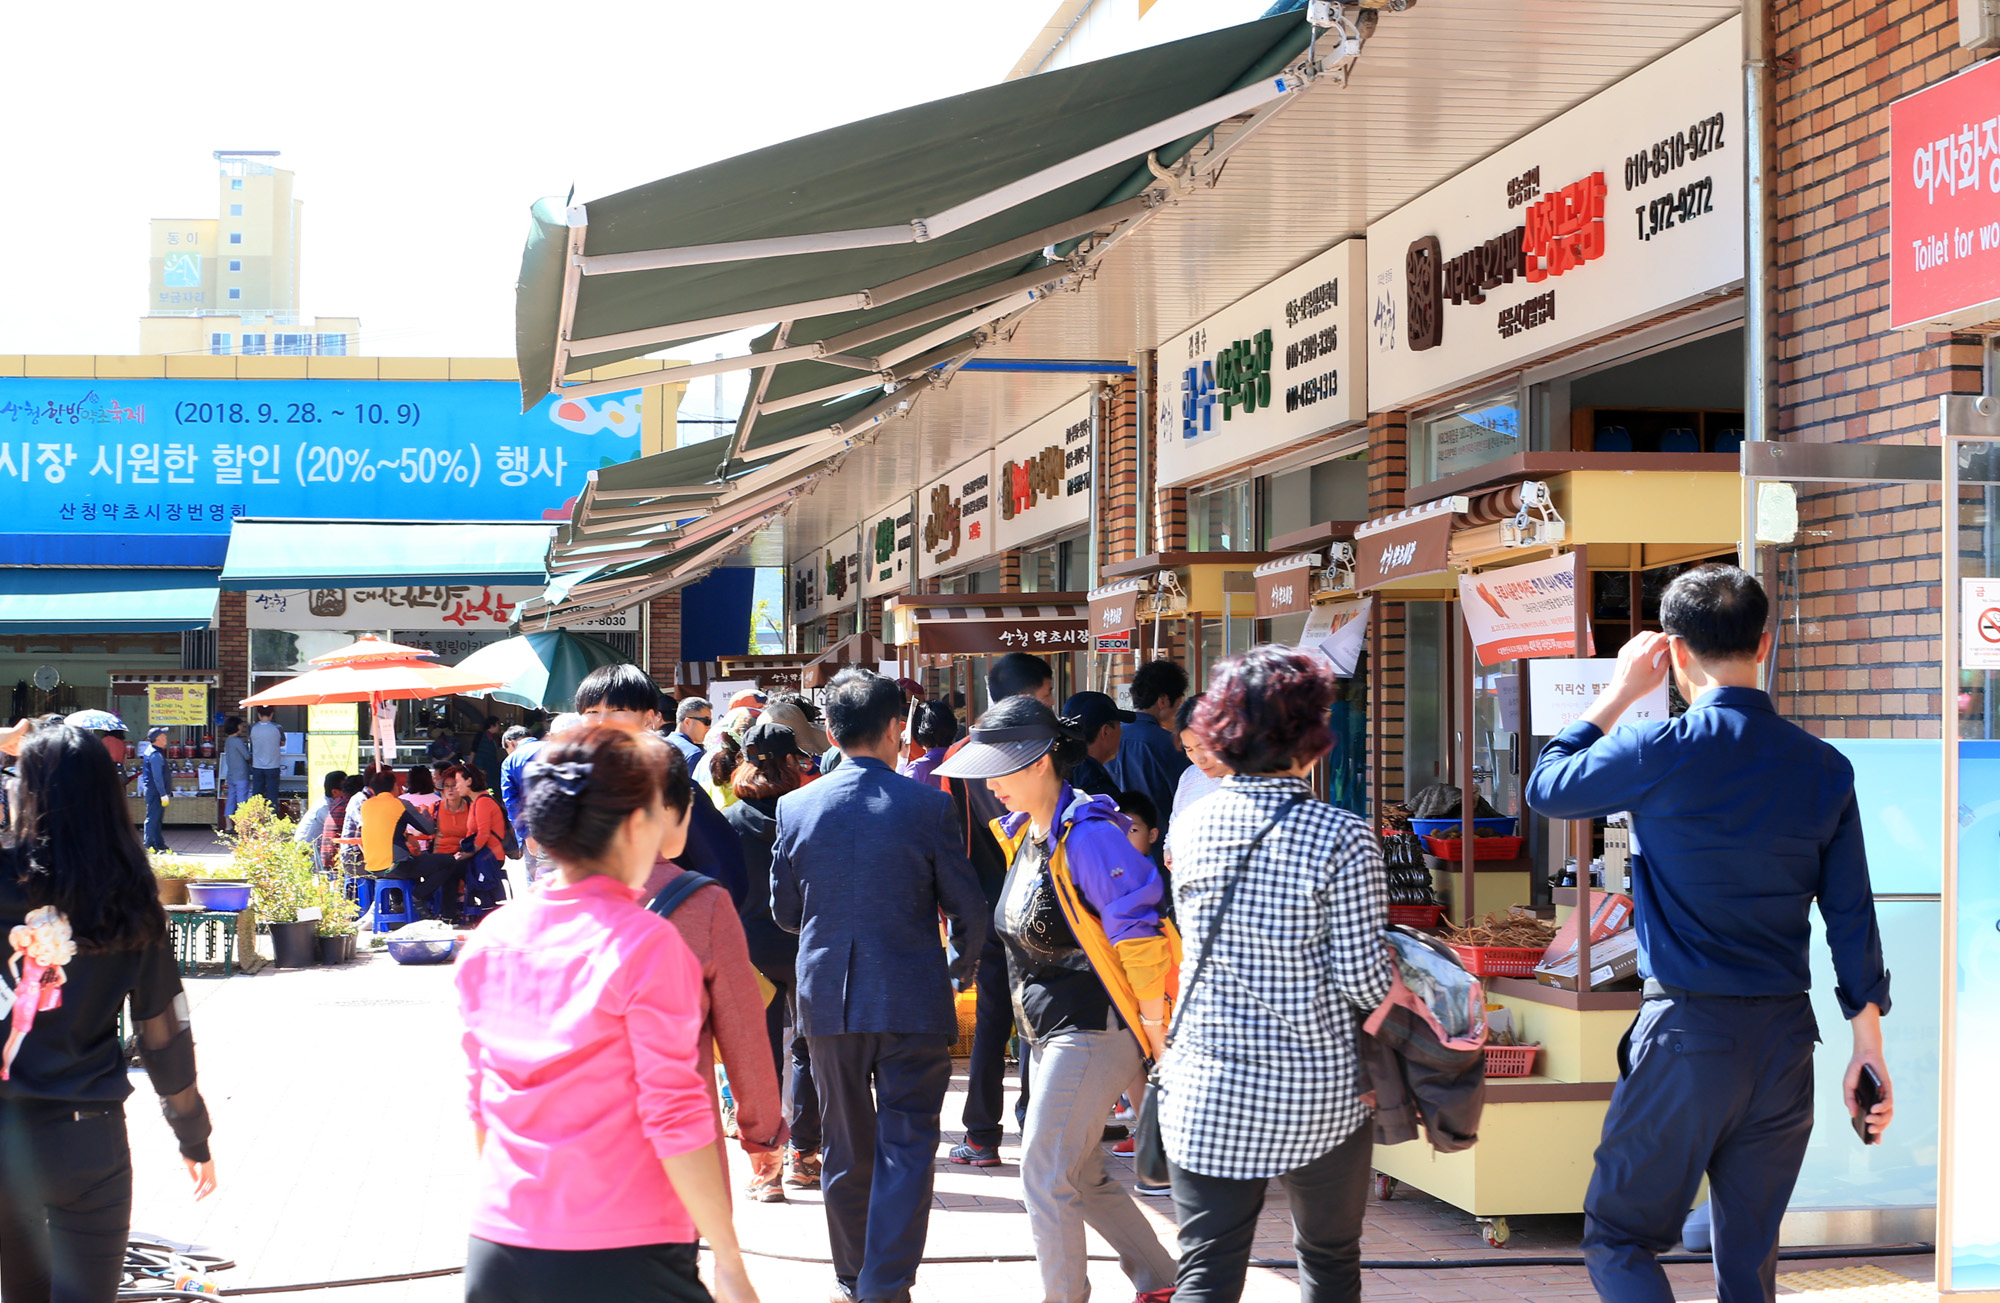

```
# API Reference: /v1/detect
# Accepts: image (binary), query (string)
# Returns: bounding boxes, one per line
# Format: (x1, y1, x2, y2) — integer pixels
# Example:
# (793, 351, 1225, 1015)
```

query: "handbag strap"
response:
(1163, 794, 1304, 1054)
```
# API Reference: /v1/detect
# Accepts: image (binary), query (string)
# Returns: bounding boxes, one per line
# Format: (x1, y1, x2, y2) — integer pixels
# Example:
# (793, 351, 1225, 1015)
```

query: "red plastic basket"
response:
(1423, 834, 1526, 861)
(1449, 943, 1547, 978)
(1483, 1044, 1539, 1078)
(1387, 904, 1444, 929)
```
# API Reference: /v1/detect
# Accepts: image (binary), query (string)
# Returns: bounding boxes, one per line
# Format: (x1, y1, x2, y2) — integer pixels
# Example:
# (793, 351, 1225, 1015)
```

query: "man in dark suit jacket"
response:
(773, 673, 986, 1303)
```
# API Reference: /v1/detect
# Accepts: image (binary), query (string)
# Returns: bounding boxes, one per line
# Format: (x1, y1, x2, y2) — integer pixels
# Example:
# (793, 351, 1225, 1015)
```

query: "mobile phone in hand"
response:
(1852, 1064, 1883, 1145)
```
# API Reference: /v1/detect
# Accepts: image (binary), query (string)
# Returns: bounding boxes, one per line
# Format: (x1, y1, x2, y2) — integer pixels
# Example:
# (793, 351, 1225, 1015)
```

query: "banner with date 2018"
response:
(1457, 551, 1590, 662)
(0, 377, 645, 535)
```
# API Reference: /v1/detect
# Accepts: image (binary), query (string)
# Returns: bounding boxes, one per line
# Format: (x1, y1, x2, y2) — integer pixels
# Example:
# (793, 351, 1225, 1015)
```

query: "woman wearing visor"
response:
(934, 696, 1178, 1303)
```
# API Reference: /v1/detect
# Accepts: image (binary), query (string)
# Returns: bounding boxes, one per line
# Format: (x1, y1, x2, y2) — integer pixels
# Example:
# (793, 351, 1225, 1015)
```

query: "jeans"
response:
(143, 794, 167, 851)
(1021, 1028, 1176, 1303)
(1169, 1118, 1372, 1303)
(250, 767, 280, 809)
(1583, 994, 1818, 1303)
(223, 779, 251, 824)
(809, 1031, 952, 1301)
(465, 1237, 710, 1303)
(0, 1101, 134, 1303)
(762, 978, 820, 1154)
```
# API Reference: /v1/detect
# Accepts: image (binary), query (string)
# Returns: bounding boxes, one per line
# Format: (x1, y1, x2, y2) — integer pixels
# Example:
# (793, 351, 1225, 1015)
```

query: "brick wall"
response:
(217, 590, 248, 707)
(999, 549, 1022, 594)
(1367, 410, 1410, 515)
(1770, 0, 1977, 737)
(645, 595, 681, 689)
(1364, 410, 1412, 807)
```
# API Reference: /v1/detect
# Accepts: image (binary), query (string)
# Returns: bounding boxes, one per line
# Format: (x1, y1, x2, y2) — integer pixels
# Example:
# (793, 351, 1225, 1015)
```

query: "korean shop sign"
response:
(1253, 552, 1321, 618)
(861, 497, 914, 597)
(789, 551, 821, 623)
(243, 585, 588, 631)
(1088, 579, 1146, 636)
(916, 618, 1090, 656)
(0, 378, 643, 545)
(993, 394, 1092, 551)
(1353, 513, 1454, 590)
(821, 530, 862, 610)
(1155, 240, 1367, 488)
(917, 452, 995, 575)
(1457, 551, 1590, 661)
(1366, 15, 1742, 410)
(1891, 56, 2000, 329)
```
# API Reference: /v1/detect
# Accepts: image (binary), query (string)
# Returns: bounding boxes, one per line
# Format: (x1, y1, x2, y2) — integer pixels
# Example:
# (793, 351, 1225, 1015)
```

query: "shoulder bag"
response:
(1133, 795, 1303, 1188)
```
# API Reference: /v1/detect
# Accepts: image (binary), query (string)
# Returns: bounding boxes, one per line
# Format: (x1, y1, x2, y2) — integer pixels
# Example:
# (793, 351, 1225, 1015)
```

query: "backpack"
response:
(650, 872, 718, 920)
(481, 792, 521, 860)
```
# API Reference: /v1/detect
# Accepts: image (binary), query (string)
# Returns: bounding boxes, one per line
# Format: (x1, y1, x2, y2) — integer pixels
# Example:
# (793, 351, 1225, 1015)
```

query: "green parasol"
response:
(453, 631, 631, 712)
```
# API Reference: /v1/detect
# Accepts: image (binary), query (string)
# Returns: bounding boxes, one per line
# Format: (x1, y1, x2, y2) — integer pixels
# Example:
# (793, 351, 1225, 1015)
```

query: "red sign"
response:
(1891, 58, 2000, 328)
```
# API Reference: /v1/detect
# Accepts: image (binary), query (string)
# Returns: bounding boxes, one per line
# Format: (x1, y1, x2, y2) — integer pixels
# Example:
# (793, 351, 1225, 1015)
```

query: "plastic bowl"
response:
(1409, 816, 1519, 839)
(185, 881, 251, 912)
(386, 935, 461, 965)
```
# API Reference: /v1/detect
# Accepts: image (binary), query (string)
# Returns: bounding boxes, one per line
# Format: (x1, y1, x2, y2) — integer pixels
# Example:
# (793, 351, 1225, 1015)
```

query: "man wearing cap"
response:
(138, 725, 172, 852)
(1061, 692, 1131, 797)
(771, 673, 987, 1303)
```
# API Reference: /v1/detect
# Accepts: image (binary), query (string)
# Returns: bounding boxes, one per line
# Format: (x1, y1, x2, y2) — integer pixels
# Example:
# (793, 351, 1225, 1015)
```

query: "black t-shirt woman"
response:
(0, 718, 216, 1302)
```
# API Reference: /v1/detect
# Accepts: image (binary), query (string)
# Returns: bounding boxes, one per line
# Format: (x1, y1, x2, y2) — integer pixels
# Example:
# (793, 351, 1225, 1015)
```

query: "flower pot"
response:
(316, 934, 347, 965)
(269, 920, 318, 968)
(342, 934, 358, 962)
(157, 878, 190, 907)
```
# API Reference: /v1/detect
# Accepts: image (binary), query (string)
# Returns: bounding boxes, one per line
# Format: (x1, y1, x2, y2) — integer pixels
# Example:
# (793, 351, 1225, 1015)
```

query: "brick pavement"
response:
(124, 934, 1933, 1302)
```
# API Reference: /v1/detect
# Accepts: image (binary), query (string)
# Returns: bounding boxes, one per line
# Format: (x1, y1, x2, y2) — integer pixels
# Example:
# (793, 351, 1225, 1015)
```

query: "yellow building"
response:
(140, 151, 361, 358)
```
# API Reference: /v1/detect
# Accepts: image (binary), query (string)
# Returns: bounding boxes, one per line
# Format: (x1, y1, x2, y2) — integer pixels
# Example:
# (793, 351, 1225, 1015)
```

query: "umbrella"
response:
(64, 709, 127, 733)
(452, 631, 630, 711)
(240, 659, 508, 708)
(306, 635, 442, 666)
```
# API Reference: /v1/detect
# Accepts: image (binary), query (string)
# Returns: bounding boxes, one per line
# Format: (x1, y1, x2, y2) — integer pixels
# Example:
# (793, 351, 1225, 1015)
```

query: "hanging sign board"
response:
(1458, 552, 1590, 661)
(146, 683, 208, 726)
(245, 586, 558, 631)
(1365, 17, 1743, 410)
(306, 732, 359, 802)
(1308, 597, 1372, 677)
(1526, 658, 1669, 734)
(1094, 632, 1133, 652)
(306, 702, 356, 734)
(789, 551, 821, 625)
(1962, 578, 2000, 670)
(1254, 553, 1321, 618)
(1088, 579, 1146, 637)
(819, 530, 862, 613)
(1155, 240, 1367, 487)
(916, 452, 995, 575)
(1890, 55, 2000, 329)
(861, 496, 914, 597)
(1354, 513, 1455, 590)
(916, 617, 1089, 657)
(992, 394, 1093, 551)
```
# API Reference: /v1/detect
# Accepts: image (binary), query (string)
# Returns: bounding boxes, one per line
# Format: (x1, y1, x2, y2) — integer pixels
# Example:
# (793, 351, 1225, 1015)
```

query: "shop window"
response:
(1019, 542, 1058, 593)
(1188, 479, 1257, 552)
(1403, 602, 1446, 794)
(1413, 388, 1522, 486)
(1591, 561, 1695, 659)
(966, 565, 1002, 594)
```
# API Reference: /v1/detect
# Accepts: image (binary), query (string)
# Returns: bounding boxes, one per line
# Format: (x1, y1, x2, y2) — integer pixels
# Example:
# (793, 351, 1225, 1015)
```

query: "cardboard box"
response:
(1534, 928, 1640, 991)
(1546, 890, 1634, 965)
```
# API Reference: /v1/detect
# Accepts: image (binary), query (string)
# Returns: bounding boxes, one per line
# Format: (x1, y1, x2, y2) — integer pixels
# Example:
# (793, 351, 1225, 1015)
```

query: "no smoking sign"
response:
(1964, 579, 2000, 669)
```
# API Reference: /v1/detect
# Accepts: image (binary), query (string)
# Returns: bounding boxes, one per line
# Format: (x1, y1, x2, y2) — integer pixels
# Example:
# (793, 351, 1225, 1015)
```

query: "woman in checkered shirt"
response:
(1158, 646, 1392, 1303)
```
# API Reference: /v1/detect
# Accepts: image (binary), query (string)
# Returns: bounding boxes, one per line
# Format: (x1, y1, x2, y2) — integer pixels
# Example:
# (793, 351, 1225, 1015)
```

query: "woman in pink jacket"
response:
(455, 724, 758, 1303)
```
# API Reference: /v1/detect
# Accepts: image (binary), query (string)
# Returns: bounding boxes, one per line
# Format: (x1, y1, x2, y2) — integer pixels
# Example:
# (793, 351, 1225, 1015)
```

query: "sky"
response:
(0, 1, 1057, 365)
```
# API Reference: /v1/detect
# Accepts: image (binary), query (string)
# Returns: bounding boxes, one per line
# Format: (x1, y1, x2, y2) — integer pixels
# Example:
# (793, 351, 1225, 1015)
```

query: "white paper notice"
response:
(1964, 578, 2000, 671)
(1302, 598, 1372, 677)
(1527, 658, 1670, 735)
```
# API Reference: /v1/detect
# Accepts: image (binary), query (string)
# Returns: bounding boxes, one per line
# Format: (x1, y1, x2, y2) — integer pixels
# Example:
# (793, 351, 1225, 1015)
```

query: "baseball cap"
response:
(763, 698, 830, 755)
(726, 688, 768, 711)
(742, 719, 810, 763)
(932, 721, 1063, 782)
(1061, 691, 1134, 740)
(895, 677, 926, 702)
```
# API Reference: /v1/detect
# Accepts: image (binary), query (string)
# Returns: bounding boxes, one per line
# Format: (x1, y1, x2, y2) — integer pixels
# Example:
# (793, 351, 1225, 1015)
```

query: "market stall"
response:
(1088, 552, 1282, 692)
(800, 632, 895, 691)
(111, 671, 223, 827)
(883, 594, 1088, 717)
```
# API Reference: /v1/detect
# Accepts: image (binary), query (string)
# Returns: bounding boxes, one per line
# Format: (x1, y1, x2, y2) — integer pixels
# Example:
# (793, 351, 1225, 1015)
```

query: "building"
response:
(140, 151, 361, 358)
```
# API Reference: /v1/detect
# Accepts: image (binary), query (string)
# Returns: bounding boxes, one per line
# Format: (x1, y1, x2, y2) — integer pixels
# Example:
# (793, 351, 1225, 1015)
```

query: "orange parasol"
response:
(305, 635, 444, 666)
(239, 659, 508, 708)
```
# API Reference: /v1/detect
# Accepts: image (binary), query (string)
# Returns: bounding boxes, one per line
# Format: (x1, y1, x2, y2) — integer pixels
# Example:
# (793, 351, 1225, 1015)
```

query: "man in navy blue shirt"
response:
(1526, 565, 1893, 1303)
(1110, 657, 1190, 861)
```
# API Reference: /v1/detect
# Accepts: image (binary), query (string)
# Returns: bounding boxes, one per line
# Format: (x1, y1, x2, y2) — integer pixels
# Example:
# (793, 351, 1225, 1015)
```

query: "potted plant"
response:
(307, 875, 361, 965)
(231, 800, 319, 968)
(147, 853, 203, 907)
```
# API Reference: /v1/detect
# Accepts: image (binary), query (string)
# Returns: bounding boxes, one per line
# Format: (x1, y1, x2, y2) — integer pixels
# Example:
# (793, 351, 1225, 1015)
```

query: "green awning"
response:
(514, 10, 1317, 455)
(218, 521, 553, 590)
(0, 569, 218, 633)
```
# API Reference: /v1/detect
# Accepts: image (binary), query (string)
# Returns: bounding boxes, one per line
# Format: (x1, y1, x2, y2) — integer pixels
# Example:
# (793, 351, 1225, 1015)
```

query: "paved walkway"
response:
(125, 900, 1935, 1301)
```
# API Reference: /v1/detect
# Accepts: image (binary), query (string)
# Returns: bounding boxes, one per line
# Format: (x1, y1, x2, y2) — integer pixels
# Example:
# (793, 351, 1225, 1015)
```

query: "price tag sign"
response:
(1527, 658, 1669, 735)
(146, 684, 208, 727)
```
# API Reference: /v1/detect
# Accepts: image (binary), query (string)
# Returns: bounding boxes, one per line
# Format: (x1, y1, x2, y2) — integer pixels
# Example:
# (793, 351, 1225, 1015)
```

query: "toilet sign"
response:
(1964, 578, 2000, 669)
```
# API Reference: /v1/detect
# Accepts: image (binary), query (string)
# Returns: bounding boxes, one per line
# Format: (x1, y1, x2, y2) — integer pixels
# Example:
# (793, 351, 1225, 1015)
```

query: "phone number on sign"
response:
(173, 400, 422, 427)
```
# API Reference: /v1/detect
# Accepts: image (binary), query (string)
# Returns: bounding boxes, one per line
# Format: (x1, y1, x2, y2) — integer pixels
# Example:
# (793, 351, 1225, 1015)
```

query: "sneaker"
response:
(1111, 1136, 1135, 1156)
(1103, 1125, 1129, 1143)
(787, 1149, 822, 1189)
(1134, 1178, 1173, 1197)
(720, 1098, 739, 1140)
(748, 1172, 787, 1203)
(1135, 1288, 1176, 1302)
(948, 1141, 1001, 1167)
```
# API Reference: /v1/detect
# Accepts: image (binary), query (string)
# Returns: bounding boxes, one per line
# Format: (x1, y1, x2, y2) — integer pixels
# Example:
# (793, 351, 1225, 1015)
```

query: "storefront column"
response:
(646, 593, 681, 687)
(999, 550, 1022, 594)
(1365, 409, 1413, 810)
(1367, 409, 1410, 515)
(217, 590, 249, 710)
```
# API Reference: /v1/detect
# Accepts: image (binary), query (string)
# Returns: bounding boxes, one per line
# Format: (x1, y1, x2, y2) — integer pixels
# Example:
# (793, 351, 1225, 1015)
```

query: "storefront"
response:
(884, 595, 1089, 721)
(915, 452, 1002, 599)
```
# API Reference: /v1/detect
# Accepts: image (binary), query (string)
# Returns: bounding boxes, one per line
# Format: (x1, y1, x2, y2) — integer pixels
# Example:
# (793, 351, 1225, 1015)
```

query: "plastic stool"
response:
(346, 875, 377, 918)
(371, 878, 422, 931)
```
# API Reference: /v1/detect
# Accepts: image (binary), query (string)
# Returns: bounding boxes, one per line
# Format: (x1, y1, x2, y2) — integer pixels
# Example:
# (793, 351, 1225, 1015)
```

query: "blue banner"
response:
(0, 377, 643, 535)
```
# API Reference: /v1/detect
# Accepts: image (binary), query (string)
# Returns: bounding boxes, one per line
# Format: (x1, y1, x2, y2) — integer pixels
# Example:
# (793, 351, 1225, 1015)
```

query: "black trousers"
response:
(392, 852, 467, 909)
(761, 976, 819, 1154)
(0, 1101, 133, 1303)
(1583, 993, 1817, 1303)
(465, 1237, 710, 1303)
(1169, 1118, 1372, 1303)
(808, 1031, 952, 1301)
(960, 932, 1028, 1147)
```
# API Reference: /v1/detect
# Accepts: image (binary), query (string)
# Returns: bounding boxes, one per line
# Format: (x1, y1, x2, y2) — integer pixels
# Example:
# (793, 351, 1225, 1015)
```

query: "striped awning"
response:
(800, 632, 894, 689)
(884, 595, 1088, 657)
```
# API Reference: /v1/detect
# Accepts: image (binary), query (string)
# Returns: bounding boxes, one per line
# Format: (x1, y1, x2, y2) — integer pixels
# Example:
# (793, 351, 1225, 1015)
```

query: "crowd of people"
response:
(0, 564, 1902, 1303)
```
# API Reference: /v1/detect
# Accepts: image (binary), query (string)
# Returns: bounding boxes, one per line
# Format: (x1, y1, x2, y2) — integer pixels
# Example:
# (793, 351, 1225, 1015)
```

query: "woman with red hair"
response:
(1154, 646, 1390, 1303)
